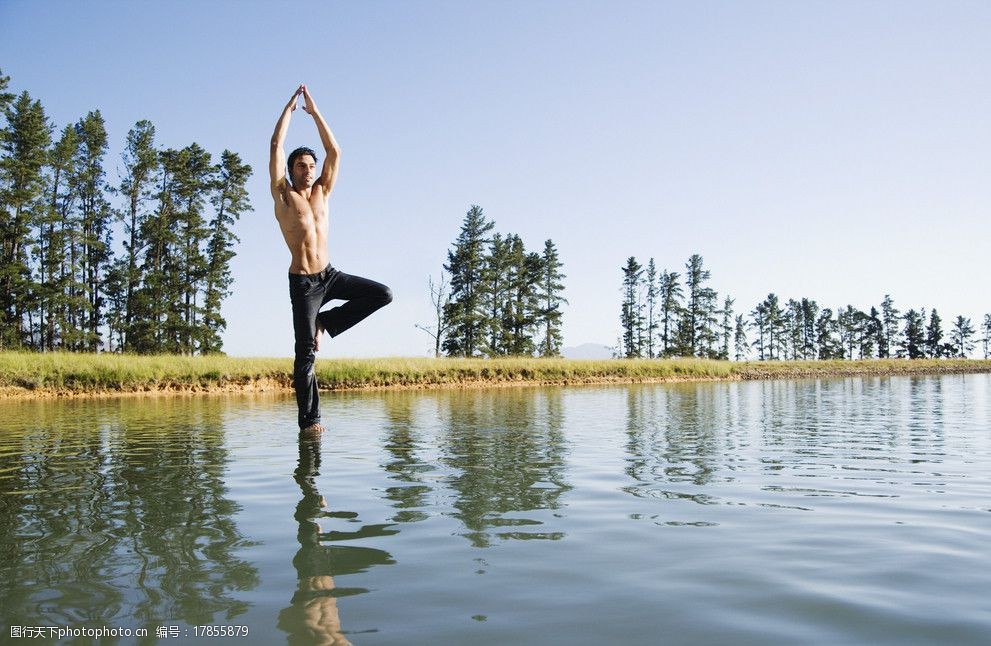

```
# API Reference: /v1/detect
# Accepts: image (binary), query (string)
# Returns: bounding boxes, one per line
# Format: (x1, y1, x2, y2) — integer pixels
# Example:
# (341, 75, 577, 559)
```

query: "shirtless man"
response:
(271, 85, 392, 433)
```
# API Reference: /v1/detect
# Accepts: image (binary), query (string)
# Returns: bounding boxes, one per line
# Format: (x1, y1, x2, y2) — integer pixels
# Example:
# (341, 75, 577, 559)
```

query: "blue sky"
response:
(2, 1, 988, 357)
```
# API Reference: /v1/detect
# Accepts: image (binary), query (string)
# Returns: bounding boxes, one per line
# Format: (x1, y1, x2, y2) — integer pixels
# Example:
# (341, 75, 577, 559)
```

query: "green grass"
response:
(1, 352, 989, 396)
(0, 352, 290, 392)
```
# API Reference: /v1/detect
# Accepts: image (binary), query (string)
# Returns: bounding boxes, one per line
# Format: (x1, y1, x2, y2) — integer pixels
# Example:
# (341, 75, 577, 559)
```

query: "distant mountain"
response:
(561, 343, 614, 360)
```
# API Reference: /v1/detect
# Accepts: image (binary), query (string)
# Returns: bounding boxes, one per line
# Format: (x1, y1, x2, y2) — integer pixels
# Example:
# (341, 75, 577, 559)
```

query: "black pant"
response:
(288, 264, 392, 429)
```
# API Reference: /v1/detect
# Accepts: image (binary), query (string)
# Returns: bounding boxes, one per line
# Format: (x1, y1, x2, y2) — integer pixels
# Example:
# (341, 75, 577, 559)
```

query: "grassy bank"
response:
(1, 352, 989, 398)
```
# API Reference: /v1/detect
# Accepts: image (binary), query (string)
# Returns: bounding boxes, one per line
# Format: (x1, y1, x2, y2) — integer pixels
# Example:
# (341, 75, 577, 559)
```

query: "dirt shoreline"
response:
(3, 362, 990, 400)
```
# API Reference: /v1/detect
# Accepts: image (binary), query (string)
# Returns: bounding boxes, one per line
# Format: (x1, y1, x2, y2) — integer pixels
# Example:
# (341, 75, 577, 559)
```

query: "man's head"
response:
(287, 146, 318, 188)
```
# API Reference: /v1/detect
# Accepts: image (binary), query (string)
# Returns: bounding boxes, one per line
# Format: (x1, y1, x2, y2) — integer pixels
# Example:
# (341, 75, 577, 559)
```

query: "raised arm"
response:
(270, 85, 303, 200)
(300, 85, 341, 193)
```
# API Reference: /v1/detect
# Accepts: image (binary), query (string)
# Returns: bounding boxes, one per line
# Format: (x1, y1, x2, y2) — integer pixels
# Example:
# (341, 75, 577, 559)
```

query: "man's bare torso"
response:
(275, 184, 329, 275)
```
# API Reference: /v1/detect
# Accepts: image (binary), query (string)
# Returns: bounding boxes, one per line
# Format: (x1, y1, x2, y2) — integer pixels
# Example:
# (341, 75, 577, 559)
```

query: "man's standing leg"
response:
(289, 273, 324, 430)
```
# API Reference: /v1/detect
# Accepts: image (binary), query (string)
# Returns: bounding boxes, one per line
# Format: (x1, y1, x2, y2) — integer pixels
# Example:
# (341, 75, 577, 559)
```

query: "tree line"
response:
(620, 253, 991, 360)
(0, 70, 251, 354)
(419, 205, 567, 357)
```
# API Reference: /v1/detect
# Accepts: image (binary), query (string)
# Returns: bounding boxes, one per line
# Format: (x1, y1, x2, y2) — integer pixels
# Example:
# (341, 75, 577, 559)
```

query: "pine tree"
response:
(620, 256, 644, 358)
(158, 149, 187, 353)
(719, 296, 734, 361)
(925, 309, 945, 358)
(536, 239, 566, 357)
(771, 296, 788, 360)
(201, 150, 251, 353)
(117, 120, 160, 350)
(130, 148, 182, 352)
(879, 294, 901, 359)
(901, 309, 926, 359)
(752, 294, 784, 360)
(480, 232, 512, 356)
(0, 90, 51, 348)
(34, 124, 80, 350)
(681, 254, 719, 358)
(173, 143, 214, 353)
(800, 298, 820, 360)
(750, 300, 769, 360)
(657, 269, 682, 357)
(135, 145, 212, 354)
(950, 316, 975, 358)
(644, 259, 658, 358)
(785, 299, 803, 360)
(733, 314, 748, 361)
(104, 257, 128, 351)
(837, 305, 863, 359)
(443, 205, 494, 356)
(55, 123, 91, 351)
(505, 237, 540, 356)
(860, 307, 880, 359)
(73, 110, 114, 351)
(816, 308, 841, 359)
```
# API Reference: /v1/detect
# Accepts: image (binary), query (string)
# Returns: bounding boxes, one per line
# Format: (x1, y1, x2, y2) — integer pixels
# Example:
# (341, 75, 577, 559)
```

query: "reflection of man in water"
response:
(270, 84, 393, 433)
(279, 434, 396, 645)
(278, 434, 350, 646)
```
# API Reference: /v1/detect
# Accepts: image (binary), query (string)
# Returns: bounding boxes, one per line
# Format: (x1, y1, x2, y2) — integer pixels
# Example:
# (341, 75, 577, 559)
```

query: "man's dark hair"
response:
(287, 146, 318, 186)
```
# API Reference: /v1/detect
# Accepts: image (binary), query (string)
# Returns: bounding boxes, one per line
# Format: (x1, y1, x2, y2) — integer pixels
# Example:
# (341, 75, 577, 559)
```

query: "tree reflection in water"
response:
(0, 397, 259, 631)
(438, 388, 571, 547)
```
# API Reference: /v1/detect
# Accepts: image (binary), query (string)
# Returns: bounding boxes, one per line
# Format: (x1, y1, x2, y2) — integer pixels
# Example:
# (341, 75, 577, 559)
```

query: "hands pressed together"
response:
(287, 84, 318, 115)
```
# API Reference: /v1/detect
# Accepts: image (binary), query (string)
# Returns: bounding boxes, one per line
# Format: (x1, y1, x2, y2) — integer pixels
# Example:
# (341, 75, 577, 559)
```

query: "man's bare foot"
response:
(300, 423, 325, 436)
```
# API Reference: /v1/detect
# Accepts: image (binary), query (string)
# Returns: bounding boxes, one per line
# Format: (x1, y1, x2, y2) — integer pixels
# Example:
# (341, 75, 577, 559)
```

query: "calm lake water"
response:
(2, 375, 990, 645)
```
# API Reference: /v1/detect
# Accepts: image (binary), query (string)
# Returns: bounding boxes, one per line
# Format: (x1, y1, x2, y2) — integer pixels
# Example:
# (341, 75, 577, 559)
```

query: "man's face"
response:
(291, 154, 317, 188)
